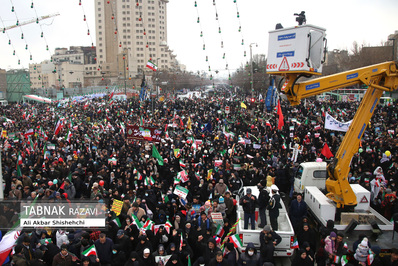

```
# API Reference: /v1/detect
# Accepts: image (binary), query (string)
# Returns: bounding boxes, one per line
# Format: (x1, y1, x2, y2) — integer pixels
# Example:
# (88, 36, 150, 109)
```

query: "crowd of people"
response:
(0, 91, 398, 266)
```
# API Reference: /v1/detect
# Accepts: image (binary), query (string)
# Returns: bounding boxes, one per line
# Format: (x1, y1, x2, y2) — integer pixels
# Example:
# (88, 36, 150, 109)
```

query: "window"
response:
(313, 170, 327, 178)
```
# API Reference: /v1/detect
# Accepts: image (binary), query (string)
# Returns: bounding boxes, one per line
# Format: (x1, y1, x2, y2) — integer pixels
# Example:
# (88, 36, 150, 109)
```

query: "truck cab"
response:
(294, 161, 327, 194)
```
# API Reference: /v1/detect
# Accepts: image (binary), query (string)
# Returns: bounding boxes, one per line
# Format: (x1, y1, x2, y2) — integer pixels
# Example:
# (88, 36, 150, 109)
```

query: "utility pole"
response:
(123, 53, 127, 95)
(249, 43, 257, 97)
(156, 58, 160, 99)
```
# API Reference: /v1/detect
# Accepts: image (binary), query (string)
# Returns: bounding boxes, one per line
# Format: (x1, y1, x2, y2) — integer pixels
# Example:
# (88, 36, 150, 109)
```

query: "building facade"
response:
(94, 0, 178, 80)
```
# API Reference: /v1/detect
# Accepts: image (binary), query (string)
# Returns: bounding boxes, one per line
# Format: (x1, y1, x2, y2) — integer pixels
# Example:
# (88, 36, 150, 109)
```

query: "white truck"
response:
(294, 161, 394, 232)
(293, 162, 398, 252)
(235, 186, 295, 257)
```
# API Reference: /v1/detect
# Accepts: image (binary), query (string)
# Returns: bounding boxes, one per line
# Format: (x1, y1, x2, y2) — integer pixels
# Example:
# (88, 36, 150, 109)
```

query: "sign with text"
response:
(211, 212, 224, 225)
(324, 112, 352, 132)
(126, 125, 162, 142)
(20, 201, 106, 229)
(173, 185, 189, 199)
(111, 199, 123, 216)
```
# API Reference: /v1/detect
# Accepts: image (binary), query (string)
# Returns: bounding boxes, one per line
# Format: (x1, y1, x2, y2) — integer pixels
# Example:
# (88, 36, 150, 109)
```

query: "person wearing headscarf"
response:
(291, 249, 312, 266)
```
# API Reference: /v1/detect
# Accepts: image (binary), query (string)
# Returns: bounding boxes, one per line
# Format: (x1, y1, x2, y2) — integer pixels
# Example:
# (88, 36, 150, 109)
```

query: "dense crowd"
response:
(0, 92, 397, 266)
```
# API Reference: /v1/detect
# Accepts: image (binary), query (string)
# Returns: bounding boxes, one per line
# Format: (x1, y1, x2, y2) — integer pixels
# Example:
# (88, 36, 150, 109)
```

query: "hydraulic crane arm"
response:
(280, 61, 398, 207)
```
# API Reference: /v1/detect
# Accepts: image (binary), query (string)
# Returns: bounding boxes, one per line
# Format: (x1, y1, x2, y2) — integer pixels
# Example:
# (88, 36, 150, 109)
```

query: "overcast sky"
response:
(0, 0, 397, 78)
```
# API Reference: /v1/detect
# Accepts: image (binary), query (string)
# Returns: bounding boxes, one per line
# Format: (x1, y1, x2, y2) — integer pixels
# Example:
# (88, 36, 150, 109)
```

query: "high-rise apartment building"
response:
(94, 0, 178, 81)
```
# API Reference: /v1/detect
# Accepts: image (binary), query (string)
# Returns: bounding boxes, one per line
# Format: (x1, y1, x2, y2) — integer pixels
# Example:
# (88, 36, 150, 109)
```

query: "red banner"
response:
(126, 125, 162, 142)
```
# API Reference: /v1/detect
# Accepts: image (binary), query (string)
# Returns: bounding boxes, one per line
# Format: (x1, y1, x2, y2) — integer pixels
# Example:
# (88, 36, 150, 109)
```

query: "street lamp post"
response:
(389, 38, 396, 61)
(249, 43, 258, 96)
(123, 53, 127, 95)
(156, 58, 160, 99)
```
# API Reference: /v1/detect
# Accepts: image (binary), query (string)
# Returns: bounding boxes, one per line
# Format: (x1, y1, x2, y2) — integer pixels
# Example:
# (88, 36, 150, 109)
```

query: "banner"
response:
(324, 112, 352, 132)
(173, 185, 189, 199)
(126, 125, 162, 142)
(111, 199, 123, 216)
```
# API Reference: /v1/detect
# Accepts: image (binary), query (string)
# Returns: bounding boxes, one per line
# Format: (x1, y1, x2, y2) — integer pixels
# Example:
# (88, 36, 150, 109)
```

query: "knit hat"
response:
(263, 225, 271, 232)
(330, 232, 337, 238)
(360, 238, 368, 248)
(219, 196, 224, 203)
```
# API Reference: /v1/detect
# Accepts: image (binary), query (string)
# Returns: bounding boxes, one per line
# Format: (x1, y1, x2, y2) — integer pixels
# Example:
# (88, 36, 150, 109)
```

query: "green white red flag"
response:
(215, 224, 225, 237)
(130, 214, 142, 229)
(229, 234, 243, 250)
(146, 60, 158, 71)
(82, 244, 97, 257)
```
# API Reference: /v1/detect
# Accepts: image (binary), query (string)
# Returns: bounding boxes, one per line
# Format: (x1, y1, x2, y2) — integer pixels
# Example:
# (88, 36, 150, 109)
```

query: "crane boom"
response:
(281, 62, 398, 207)
(1, 13, 60, 32)
(267, 24, 398, 208)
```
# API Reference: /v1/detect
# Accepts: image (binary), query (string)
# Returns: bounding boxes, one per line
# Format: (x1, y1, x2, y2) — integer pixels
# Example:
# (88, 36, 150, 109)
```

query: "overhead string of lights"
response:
(212, 0, 233, 87)
(8, 0, 34, 66)
(136, 0, 153, 63)
(233, 0, 247, 60)
(194, 0, 214, 84)
(78, 0, 94, 48)
(31, 0, 54, 72)
(0, 15, 22, 67)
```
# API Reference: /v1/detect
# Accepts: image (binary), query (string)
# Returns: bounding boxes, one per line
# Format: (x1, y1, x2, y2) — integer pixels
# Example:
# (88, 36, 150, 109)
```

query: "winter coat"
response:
(238, 242, 261, 266)
(354, 243, 370, 263)
(324, 236, 335, 255)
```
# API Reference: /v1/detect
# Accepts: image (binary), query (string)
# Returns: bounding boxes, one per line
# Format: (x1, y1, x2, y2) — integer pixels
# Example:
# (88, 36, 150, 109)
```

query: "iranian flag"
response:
(214, 160, 223, 167)
(24, 129, 34, 138)
(291, 237, 299, 249)
(39, 238, 52, 245)
(0, 196, 38, 265)
(179, 160, 186, 168)
(16, 152, 22, 177)
(165, 219, 172, 228)
(0, 230, 21, 265)
(112, 217, 121, 227)
(146, 60, 158, 71)
(174, 176, 181, 185)
(137, 172, 143, 181)
(82, 244, 97, 257)
(149, 176, 155, 186)
(65, 129, 72, 143)
(43, 144, 48, 160)
(140, 116, 144, 126)
(341, 255, 349, 266)
(143, 218, 154, 231)
(130, 214, 142, 229)
(215, 224, 224, 237)
(120, 122, 125, 134)
(333, 255, 340, 264)
(195, 171, 200, 181)
(282, 142, 287, 150)
(314, 124, 321, 130)
(144, 176, 155, 186)
(178, 170, 189, 183)
(54, 118, 63, 135)
(133, 168, 137, 174)
(229, 234, 243, 249)
(180, 234, 183, 249)
(17, 152, 23, 165)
